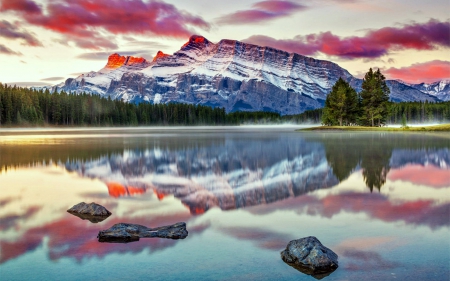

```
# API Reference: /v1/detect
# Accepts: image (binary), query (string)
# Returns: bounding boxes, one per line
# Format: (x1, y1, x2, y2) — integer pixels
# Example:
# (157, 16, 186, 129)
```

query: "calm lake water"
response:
(0, 127, 449, 280)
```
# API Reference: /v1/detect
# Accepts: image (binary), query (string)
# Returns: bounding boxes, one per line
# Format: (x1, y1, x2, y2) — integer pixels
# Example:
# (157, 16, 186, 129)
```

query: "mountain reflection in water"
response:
(0, 129, 449, 281)
(62, 132, 450, 213)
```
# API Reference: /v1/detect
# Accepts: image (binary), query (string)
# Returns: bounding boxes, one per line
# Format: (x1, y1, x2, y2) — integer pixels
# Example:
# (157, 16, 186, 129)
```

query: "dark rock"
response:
(68, 212, 110, 223)
(67, 202, 111, 223)
(281, 236, 338, 279)
(98, 222, 188, 243)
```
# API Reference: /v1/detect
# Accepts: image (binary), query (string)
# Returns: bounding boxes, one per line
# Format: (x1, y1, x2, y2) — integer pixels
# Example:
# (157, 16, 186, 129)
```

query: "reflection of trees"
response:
(315, 133, 448, 192)
(324, 136, 360, 182)
(0, 133, 226, 172)
(320, 134, 383, 190)
(360, 136, 392, 192)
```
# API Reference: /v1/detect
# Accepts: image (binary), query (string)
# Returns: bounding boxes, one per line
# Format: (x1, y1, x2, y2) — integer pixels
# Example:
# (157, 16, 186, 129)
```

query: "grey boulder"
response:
(98, 222, 188, 243)
(67, 202, 111, 223)
(281, 236, 338, 279)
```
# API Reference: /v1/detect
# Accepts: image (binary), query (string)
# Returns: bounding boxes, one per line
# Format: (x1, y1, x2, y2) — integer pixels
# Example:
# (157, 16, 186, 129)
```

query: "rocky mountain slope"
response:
(54, 35, 445, 114)
(409, 80, 450, 101)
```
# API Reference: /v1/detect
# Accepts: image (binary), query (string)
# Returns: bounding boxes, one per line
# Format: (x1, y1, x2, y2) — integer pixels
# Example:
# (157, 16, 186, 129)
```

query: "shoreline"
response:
(299, 124, 450, 132)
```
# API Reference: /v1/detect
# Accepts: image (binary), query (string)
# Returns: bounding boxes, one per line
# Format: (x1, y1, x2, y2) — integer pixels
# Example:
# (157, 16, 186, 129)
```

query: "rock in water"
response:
(281, 236, 338, 279)
(98, 222, 188, 243)
(67, 202, 111, 223)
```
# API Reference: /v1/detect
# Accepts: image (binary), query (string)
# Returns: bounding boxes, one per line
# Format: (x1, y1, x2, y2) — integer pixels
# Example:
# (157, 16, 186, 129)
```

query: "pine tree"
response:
(322, 78, 359, 126)
(360, 68, 390, 127)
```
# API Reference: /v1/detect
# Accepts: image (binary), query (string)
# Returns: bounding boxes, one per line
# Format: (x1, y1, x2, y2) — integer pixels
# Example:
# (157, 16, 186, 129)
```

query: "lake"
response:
(0, 127, 449, 280)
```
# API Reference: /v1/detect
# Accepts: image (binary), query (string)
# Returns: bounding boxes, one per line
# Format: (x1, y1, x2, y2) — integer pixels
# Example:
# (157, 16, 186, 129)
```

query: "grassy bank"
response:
(300, 123, 450, 132)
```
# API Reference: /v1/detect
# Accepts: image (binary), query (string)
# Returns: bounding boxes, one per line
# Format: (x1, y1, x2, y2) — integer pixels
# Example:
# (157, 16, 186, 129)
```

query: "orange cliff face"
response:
(106, 53, 127, 69)
(106, 182, 146, 198)
(105, 53, 148, 69)
(182, 35, 209, 49)
(152, 51, 170, 62)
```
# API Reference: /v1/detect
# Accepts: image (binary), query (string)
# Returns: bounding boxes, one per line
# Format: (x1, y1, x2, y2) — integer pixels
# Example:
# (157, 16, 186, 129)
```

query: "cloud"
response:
(4, 82, 50, 87)
(124, 40, 169, 50)
(76, 51, 144, 60)
(247, 192, 450, 230)
(217, 0, 307, 25)
(220, 226, 293, 250)
(0, 206, 40, 231)
(388, 164, 450, 187)
(0, 20, 42, 46)
(0, 205, 195, 264)
(342, 249, 401, 271)
(0, 0, 41, 14)
(0, 43, 21, 55)
(0, 0, 210, 50)
(384, 60, 450, 84)
(244, 19, 450, 59)
(40, 76, 65, 82)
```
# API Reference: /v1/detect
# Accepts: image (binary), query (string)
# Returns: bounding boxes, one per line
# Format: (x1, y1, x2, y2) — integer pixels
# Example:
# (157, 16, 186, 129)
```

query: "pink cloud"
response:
(0, 20, 42, 46)
(0, 0, 210, 50)
(217, 0, 306, 25)
(384, 60, 450, 84)
(388, 164, 450, 187)
(244, 19, 450, 59)
(0, 0, 41, 14)
(248, 192, 449, 230)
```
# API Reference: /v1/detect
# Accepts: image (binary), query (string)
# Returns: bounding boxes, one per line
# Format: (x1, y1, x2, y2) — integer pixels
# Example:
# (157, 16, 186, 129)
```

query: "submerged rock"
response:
(98, 222, 188, 243)
(67, 202, 111, 223)
(281, 236, 338, 279)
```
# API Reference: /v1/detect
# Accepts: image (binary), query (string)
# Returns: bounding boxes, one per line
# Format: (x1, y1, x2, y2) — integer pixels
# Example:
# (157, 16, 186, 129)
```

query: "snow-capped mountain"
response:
(54, 35, 444, 114)
(65, 135, 339, 213)
(410, 80, 450, 101)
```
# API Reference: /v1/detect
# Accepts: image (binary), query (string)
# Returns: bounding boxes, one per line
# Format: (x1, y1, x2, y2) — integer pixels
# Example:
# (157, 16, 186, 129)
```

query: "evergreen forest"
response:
(0, 82, 449, 127)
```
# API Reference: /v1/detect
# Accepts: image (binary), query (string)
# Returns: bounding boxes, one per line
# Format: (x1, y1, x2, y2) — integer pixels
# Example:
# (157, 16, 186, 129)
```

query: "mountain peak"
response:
(182, 35, 210, 49)
(105, 53, 147, 69)
(152, 51, 170, 62)
(106, 53, 127, 69)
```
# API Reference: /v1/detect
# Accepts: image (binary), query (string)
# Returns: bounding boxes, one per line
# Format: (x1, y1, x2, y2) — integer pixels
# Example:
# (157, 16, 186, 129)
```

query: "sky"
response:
(0, 0, 449, 87)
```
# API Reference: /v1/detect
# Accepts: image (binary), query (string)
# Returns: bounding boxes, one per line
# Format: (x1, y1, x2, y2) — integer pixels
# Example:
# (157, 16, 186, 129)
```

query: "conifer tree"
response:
(322, 78, 359, 126)
(360, 68, 390, 127)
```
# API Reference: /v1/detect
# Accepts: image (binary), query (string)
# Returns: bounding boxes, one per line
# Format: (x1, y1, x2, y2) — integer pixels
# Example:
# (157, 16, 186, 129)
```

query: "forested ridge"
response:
(0, 83, 449, 126)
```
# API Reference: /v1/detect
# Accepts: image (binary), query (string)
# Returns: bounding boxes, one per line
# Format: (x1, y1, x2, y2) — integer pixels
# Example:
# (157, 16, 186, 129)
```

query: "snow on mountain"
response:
(65, 135, 338, 213)
(54, 35, 445, 114)
(410, 80, 450, 101)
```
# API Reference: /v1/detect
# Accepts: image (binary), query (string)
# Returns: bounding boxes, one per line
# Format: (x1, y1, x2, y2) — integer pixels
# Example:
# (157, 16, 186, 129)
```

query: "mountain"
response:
(54, 35, 444, 114)
(409, 80, 450, 101)
(65, 134, 339, 213)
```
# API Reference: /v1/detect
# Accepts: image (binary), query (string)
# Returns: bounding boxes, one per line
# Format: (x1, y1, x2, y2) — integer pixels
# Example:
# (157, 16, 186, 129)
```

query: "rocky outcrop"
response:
(105, 53, 148, 69)
(281, 236, 338, 279)
(152, 51, 170, 62)
(67, 202, 111, 223)
(98, 222, 188, 243)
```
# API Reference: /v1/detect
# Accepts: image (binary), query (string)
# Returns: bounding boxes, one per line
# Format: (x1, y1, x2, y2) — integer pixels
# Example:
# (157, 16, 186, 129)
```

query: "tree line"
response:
(0, 84, 230, 126)
(0, 82, 449, 126)
(320, 68, 450, 126)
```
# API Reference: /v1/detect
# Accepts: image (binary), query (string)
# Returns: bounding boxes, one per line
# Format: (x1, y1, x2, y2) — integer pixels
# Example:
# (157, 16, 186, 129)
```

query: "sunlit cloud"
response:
(388, 164, 450, 187)
(216, 0, 307, 25)
(76, 51, 147, 61)
(0, 20, 42, 46)
(384, 60, 450, 84)
(0, 0, 210, 50)
(40, 76, 65, 82)
(244, 19, 450, 59)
